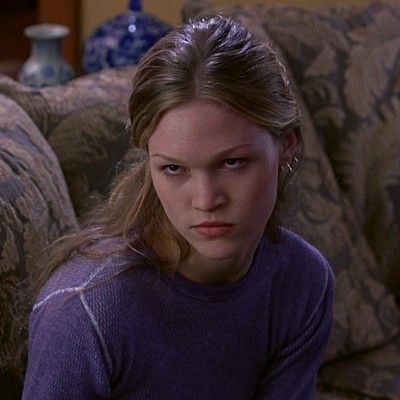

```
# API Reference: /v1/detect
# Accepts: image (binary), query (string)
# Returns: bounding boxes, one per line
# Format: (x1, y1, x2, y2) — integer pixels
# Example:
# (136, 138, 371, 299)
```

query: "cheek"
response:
(151, 175, 169, 207)
(151, 174, 184, 222)
(242, 168, 279, 216)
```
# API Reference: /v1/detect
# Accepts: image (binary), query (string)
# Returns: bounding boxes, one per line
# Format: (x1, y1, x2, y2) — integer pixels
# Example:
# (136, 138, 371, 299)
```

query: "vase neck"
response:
(31, 38, 62, 59)
(129, 0, 142, 11)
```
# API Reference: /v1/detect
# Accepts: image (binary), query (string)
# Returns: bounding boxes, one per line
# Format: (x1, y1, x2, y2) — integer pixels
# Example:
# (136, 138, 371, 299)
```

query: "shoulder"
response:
(265, 228, 335, 345)
(33, 237, 151, 325)
(24, 240, 140, 398)
(271, 228, 334, 288)
(29, 239, 153, 371)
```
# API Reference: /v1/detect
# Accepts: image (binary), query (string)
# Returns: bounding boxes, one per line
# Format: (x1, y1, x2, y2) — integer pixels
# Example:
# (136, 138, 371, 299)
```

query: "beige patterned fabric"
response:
(182, 2, 400, 398)
(0, 66, 136, 139)
(255, 2, 400, 297)
(244, 0, 400, 297)
(319, 333, 400, 399)
(0, 95, 78, 398)
(0, 66, 145, 217)
(316, 388, 375, 400)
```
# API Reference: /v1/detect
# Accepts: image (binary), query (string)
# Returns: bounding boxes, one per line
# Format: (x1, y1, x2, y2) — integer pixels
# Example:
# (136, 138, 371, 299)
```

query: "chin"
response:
(189, 238, 244, 261)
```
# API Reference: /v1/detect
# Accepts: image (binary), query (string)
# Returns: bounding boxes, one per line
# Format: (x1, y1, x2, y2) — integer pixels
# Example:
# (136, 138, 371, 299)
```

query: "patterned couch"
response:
(0, 0, 399, 398)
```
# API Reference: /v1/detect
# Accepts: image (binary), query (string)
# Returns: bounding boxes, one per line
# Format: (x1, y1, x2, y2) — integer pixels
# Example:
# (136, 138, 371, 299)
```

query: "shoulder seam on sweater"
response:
(303, 259, 330, 329)
(33, 259, 109, 311)
(79, 291, 113, 375)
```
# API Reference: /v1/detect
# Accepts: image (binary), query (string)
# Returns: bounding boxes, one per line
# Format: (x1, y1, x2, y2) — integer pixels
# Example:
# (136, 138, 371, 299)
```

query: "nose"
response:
(190, 173, 227, 212)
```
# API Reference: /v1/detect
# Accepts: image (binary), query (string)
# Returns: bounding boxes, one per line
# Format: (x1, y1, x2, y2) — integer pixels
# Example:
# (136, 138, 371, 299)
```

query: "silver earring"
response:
(281, 156, 299, 178)
(286, 162, 294, 177)
(290, 156, 299, 174)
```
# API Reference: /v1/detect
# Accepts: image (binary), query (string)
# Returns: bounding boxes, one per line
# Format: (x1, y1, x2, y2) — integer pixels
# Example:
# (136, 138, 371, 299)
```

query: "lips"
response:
(194, 222, 233, 228)
(192, 222, 234, 237)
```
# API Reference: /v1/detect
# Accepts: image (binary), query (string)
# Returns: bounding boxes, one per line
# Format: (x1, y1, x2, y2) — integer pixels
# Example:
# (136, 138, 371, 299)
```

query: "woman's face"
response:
(148, 100, 291, 272)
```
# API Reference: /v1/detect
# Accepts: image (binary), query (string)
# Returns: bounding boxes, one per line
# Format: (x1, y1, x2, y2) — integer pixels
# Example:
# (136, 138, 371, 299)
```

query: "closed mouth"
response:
(193, 222, 234, 228)
(191, 223, 235, 237)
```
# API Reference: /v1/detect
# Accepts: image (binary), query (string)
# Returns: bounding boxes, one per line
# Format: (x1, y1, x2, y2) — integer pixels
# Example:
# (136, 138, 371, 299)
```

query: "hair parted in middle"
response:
(111, 14, 303, 267)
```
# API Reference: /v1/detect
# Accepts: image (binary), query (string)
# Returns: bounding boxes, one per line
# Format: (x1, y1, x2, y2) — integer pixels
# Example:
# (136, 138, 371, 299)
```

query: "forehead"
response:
(148, 100, 272, 155)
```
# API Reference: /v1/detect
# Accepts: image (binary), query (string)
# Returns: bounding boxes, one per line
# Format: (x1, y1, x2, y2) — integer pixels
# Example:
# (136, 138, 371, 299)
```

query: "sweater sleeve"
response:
(22, 290, 113, 400)
(253, 256, 335, 400)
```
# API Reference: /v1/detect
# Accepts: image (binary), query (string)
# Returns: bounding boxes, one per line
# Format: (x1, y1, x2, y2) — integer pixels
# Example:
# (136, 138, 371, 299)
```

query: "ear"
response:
(280, 127, 301, 164)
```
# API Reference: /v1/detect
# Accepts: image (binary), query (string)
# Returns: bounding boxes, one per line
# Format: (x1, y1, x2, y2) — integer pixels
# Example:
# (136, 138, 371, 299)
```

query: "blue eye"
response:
(223, 158, 247, 169)
(162, 164, 185, 176)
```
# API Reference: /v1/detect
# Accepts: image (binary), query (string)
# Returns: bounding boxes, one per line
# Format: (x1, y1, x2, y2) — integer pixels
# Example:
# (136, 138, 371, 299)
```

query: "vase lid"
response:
(24, 24, 70, 40)
(129, 0, 142, 12)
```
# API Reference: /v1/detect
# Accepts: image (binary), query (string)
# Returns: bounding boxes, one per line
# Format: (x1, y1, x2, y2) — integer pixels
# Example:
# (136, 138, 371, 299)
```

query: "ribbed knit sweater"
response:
(22, 229, 335, 399)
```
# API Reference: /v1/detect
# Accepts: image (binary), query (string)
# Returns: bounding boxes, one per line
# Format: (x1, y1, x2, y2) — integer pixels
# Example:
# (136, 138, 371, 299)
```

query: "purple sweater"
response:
(22, 229, 335, 399)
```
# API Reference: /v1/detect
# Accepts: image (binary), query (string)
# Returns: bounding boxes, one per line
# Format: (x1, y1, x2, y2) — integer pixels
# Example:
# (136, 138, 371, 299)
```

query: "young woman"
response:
(21, 15, 335, 399)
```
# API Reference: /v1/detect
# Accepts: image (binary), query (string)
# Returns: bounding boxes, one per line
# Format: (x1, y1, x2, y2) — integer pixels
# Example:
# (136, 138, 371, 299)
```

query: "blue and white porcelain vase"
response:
(19, 24, 74, 88)
(82, 0, 171, 73)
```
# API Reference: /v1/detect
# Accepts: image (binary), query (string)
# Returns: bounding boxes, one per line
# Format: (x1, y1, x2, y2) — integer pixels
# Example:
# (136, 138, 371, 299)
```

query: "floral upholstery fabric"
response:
(0, 95, 78, 398)
(183, 2, 400, 399)
(245, 0, 400, 296)
(316, 388, 379, 400)
(319, 333, 400, 399)
(0, 66, 145, 217)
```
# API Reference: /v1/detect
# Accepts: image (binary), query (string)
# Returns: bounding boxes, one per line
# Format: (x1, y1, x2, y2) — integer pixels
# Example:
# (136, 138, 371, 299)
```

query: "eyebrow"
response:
(150, 144, 254, 163)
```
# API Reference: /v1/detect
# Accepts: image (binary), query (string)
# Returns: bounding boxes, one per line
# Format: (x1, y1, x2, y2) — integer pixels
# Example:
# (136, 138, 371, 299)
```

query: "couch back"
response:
(0, 66, 143, 398)
(0, 94, 78, 398)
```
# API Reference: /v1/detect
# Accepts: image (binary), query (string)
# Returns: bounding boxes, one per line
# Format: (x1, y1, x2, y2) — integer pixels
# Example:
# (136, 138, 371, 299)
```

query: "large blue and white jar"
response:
(82, 0, 172, 73)
(19, 24, 74, 88)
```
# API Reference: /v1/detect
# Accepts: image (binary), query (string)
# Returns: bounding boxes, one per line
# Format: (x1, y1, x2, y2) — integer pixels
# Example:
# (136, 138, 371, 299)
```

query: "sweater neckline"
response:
(157, 235, 268, 302)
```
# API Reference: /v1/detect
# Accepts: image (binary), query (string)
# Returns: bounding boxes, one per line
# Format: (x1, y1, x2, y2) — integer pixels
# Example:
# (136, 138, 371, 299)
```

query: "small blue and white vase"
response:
(19, 24, 75, 88)
(82, 0, 171, 74)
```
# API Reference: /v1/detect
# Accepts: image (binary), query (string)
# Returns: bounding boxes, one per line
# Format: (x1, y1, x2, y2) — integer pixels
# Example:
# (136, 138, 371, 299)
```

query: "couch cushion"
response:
(0, 94, 78, 398)
(316, 387, 371, 400)
(182, 2, 400, 365)
(0, 66, 145, 217)
(319, 333, 400, 399)
(245, 0, 400, 297)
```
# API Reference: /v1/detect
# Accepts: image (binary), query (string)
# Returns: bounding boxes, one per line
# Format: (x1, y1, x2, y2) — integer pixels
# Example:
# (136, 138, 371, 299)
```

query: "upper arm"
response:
(254, 255, 335, 400)
(22, 291, 112, 400)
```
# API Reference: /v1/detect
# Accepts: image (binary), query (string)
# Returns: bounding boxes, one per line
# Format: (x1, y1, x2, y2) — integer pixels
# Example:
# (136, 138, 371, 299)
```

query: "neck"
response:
(147, 227, 261, 286)
(177, 242, 258, 287)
